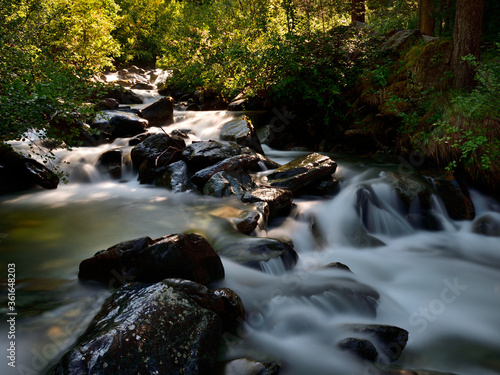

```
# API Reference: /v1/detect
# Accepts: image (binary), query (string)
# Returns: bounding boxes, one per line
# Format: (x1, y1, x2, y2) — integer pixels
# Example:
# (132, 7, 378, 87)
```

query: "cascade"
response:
(1, 86, 500, 375)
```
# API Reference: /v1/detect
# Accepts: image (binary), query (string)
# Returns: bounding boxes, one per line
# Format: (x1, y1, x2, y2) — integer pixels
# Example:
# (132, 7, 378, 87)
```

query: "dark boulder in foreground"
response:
(51, 280, 224, 375)
(266, 153, 337, 193)
(0, 145, 59, 194)
(78, 233, 224, 286)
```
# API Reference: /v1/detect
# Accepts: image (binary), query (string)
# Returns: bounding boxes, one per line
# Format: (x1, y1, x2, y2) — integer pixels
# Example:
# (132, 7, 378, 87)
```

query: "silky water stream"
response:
(1, 105, 500, 375)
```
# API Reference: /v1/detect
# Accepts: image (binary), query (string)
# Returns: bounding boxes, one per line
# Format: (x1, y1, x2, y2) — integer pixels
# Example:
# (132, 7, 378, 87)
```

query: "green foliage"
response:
(0, 0, 113, 167)
(366, 0, 419, 34)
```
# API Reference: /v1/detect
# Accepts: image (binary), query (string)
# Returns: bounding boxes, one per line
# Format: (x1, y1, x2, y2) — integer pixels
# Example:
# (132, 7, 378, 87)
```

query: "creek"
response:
(1, 89, 500, 375)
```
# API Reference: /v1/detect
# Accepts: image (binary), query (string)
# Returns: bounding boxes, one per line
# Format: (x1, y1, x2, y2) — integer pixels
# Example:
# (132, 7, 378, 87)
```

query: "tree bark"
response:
(351, 0, 365, 23)
(418, 0, 436, 36)
(452, 0, 485, 89)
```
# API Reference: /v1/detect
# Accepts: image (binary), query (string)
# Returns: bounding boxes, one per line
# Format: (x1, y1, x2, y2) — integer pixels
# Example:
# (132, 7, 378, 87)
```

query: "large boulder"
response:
(183, 141, 241, 169)
(382, 29, 423, 52)
(93, 111, 148, 140)
(78, 233, 225, 286)
(105, 87, 143, 105)
(220, 116, 265, 155)
(140, 97, 174, 127)
(191, 154, 261, 189)
(265, 153, 337, 193)
(130, 133, 186, 184)
(51, 281, 223, 375)
(0, 145, 59, 194)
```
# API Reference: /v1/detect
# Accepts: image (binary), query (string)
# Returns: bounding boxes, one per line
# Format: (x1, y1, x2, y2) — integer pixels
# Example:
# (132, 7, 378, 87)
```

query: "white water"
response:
(1, 97, 500, 375)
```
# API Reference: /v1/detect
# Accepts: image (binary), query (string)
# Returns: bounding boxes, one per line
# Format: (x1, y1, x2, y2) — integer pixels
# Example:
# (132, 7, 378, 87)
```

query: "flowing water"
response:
(1, 93, 500, 375)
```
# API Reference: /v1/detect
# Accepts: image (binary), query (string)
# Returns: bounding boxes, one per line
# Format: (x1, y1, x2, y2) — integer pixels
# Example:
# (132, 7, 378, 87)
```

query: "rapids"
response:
(1, 93, 500, 375)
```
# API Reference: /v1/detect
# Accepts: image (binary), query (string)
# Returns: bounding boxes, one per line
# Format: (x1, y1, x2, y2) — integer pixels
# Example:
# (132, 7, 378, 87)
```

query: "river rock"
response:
(164, 279, 245, 331)
(220, 116, 265, 155)
(0, 145, 59, 194)
(232, 210, 261, 235)
(140, 96, 174, 126)
(432, 176, 475, 220)
(106, 87, 143, 104)
(130, 133, 186, 183)
(215, 358, 280, 375)
(338, 324, 409, 363)
(338, 337, 379, 362)
(472, 213, 500, 237)
(155, 160, 195, 192)
(96, 149, 122, 179)
(192, 154, 261, 189)
(203, 171, 253, 198)
(78, 233, 224, 286)
(51, 281, 222, 375)
(183, 141, 242, 169)
(214, 236, 298, 270)
(265, 153, 337, 193)
(93, 111, 149, 140)
(94, 98, 120, 111)
(241, 187, 294, 218)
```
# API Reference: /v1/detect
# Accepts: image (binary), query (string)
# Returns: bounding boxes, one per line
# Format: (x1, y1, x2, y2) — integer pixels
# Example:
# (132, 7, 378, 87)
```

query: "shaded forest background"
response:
(1, 0, 499, 193)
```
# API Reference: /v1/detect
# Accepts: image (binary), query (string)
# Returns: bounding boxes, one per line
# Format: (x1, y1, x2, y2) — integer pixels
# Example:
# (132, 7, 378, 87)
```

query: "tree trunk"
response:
(351, 0, 365, 23)
(452, 0, 485, 89)
(418, 0, 436, 36)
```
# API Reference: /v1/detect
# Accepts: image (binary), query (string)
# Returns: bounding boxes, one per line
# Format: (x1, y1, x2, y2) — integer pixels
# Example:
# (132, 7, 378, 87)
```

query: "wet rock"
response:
(325, 262, 353, 273)
(215, 358, 280, 375)
(241, 187, 294, 218)
(232, 210, 261, 235)
(433, 177, 475, 220)
(201, 98, 228, 110)
(0, 145, 59, 194)
(338, 337, 379, 362)
(97, 149, 122, 179)
(51, 281, 222, 375)
(155, 160, 194, 192)
(140, 96, 174, 126)
(266, 153, 337, 193)
(106, 87, 143, 104)
(220, 116, 265, 155)
(94, 98, 119, 111)
(472, 213, 500, 237)
(407, 211, 444, 231)
(183, 141, 242, 169)
(130, 133, 186, 183)
(78, 233, 225, 286)
(339, 324, 409, 363)
(94, 111, 148, 140)
(192, 154, 261, 189)
(131, 82, 155, 90)
(163, 279, 245, 331)
(203, 171, 253, 198)
(304, 177, 340, 195)
(384, 172, 433, 211)
(214, 236, 298, 270)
